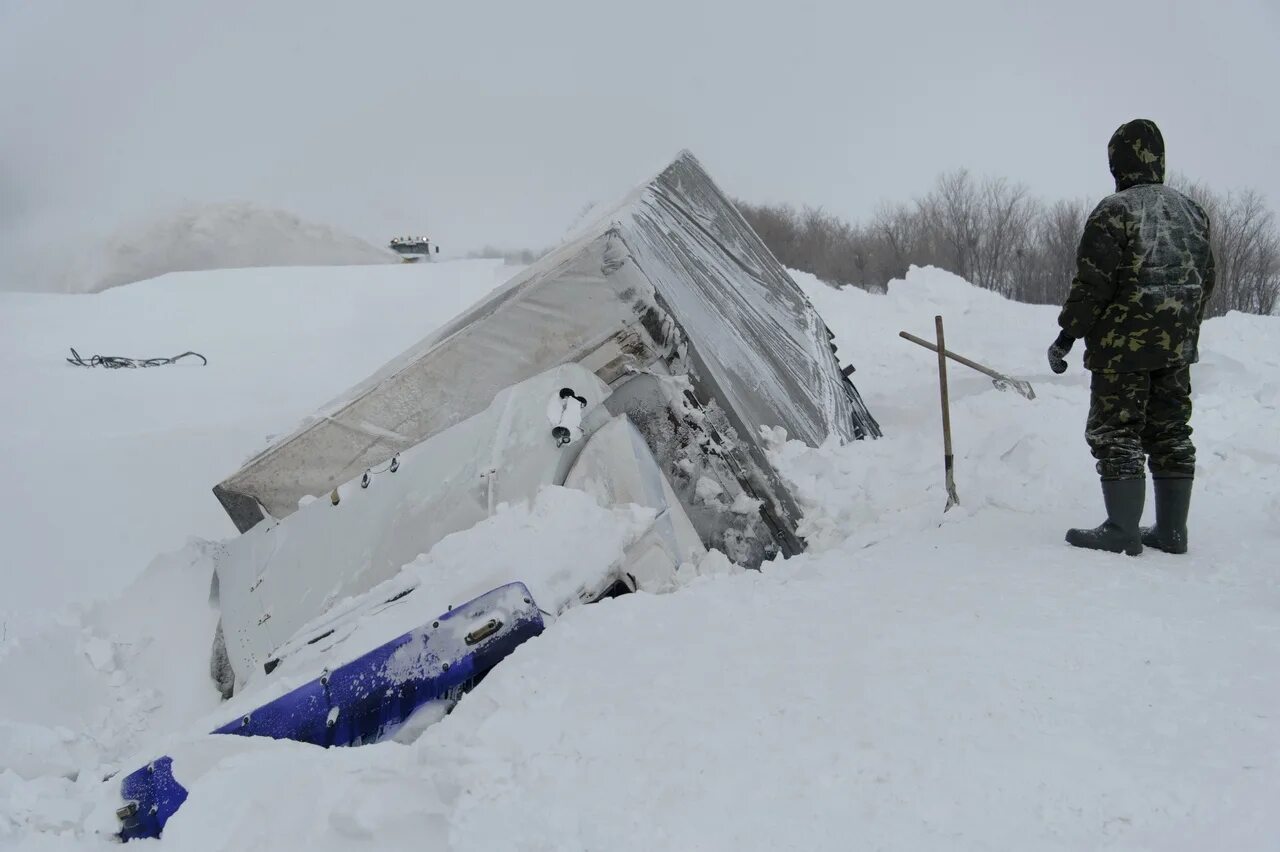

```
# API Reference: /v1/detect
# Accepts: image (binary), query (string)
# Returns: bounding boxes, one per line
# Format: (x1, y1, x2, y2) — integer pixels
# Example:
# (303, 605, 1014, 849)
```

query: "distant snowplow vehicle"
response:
(112, 152, 879, 840)
(388, 235, 436, 262)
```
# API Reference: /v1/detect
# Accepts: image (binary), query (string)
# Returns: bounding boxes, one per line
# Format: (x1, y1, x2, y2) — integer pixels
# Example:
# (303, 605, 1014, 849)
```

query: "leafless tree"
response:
(870, 201, 927, 286)
(918, 169, 982, 282)
(974, 177, 1038, 297)
(1014, 198, 1088, 305)
(1170, 177, 1280, 317)
(1211, 189, 1279, 315)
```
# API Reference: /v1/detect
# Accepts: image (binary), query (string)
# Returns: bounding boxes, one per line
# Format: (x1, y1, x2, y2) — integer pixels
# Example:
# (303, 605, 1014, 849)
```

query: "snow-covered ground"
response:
(1, 261, 1277, 850)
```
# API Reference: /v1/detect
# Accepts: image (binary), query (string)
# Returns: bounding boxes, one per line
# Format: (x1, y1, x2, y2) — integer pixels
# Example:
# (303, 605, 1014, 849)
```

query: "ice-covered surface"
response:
(2, 261, 1279, 850)
(56, 202, 400, 294)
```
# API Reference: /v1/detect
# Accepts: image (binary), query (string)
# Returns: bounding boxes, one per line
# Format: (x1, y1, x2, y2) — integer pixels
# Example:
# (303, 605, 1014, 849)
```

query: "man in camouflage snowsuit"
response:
(1047, 118, 1215, 556)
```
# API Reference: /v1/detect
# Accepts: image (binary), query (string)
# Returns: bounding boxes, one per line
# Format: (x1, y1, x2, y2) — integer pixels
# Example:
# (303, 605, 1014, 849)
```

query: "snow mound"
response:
(60, 203, 399, 293)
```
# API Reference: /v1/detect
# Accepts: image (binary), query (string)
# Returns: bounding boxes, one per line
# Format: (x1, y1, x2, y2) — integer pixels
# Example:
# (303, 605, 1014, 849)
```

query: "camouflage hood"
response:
(1108, 119, 1166, 191)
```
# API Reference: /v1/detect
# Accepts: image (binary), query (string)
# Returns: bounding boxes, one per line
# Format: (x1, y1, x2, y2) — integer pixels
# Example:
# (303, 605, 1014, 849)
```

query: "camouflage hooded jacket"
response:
(1058, 119, 1216, 372)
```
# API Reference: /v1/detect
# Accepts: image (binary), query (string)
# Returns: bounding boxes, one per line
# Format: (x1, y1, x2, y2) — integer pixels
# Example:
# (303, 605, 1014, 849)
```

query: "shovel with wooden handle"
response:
(899, 331, 1036, 401)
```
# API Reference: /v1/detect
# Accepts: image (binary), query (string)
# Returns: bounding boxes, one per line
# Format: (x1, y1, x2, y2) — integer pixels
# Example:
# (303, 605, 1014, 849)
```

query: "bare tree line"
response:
(736, 170, 1280, 317)
(1169, 178, 1280, 316)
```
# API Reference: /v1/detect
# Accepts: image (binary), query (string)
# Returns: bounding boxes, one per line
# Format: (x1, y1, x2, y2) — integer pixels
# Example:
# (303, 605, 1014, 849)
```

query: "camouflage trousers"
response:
(1086, 366, 1195, 480)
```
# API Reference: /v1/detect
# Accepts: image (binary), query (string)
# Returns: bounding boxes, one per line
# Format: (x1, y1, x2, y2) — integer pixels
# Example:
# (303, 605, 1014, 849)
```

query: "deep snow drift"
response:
(54, 203, 399, 294)
(1, 261, 1278, 850)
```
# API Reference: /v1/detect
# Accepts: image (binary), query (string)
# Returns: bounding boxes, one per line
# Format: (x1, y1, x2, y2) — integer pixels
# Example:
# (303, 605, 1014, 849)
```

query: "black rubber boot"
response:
(1066, 478, 1145, 556)
(1140, 477, 1192, 554)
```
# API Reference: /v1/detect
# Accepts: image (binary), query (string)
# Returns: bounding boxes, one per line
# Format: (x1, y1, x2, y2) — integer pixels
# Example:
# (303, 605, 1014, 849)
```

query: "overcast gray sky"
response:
(2, 0, 1277, 289)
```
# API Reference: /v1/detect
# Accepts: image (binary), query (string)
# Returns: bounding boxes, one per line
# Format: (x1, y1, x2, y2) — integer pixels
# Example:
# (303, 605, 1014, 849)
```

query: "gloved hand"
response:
(1047, 331, 1075, 374)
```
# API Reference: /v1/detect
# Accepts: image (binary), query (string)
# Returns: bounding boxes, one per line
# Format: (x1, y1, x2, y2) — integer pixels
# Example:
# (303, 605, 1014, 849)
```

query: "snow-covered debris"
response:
(58, 202, 399, 294)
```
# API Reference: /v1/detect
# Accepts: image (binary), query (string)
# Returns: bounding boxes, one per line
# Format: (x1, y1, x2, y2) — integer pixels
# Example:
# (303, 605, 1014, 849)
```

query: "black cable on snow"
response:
(66, 348, 208, 369)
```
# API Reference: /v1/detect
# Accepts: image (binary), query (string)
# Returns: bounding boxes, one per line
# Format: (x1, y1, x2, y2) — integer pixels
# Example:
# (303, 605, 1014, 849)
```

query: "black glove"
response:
(1047, 331, 1075, 374)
